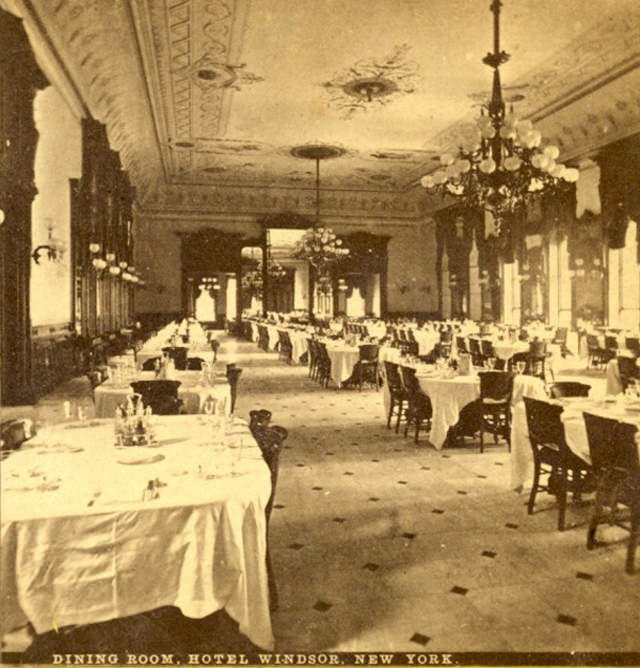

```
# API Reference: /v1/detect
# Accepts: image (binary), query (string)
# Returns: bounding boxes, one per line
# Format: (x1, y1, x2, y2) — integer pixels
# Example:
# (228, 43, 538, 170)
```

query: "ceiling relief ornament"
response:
(321, 44, 420, 118)
(189, 53, 264, 92)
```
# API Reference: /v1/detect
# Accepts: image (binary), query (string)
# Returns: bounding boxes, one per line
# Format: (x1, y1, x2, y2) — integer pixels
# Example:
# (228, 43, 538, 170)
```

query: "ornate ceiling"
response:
(11, 0, 640, 218)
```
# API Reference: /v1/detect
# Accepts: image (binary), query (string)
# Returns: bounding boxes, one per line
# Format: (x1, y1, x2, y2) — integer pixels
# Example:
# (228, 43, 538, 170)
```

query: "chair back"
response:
(469, 338, 482, 355)
(226, 367, 243, 413)
(605, 335, 619, 351)
(549, 382, 590, 398)
(586, 334, 600, 350)
(129, 380, 182, 415)
(359, 344, 379, 362)
(250, 409, 272, 433)
(456, 336, 468, 353)
(625, 337, 640, 356)
(583, 412, 637, 472)
(1, 418, 35, 451)
(384, 361, 402, 391)
(479, 371, 513, 402)
(523, 397, 565, 451)
(141, 356, 161, 371)
(618, 356, 639, 390)
(162, 346, 188, 370)
(552, 327, 568, 345)
(440, 330, 453, 344)
(399, 365, 419, 395)
(186, 357, 205, 371)
(528, 340, 547, 358)
(480, 339, 495, 357)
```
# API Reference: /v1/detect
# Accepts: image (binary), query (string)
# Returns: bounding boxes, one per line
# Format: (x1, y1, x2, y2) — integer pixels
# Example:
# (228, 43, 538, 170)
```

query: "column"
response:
(293, 261, 308, 311)
(547, 231, 559, 326)
(620, 220, 639, 331)
(608, 247, 620, 327)
(468, 230, 481, 320)
(441, 247, 451, 318)
(558, 233, 572, 327)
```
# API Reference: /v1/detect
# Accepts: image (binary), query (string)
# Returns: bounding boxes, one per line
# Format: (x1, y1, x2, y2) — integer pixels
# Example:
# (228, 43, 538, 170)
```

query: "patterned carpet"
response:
(3, 335, 639, 658)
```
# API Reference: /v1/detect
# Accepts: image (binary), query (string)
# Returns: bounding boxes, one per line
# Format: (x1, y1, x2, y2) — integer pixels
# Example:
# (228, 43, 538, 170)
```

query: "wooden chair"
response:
(353, 344, 379, 391)
(586, 334, 613, 368)
(384, 361, 408, 433)
(1, 418, 34, 453)
(549, 382, 591, 399)
(524, 397, 591, 531)
(185, 357, 205, 371)
(528, 340, 550, 382)
(161, 346, 188, 370)
(400, 366, 432, 444)
(251, 422, 289, 609)
(129, 380, 183, 415)
(618, 356, 640, 391)
(249, 409, 272, 433)
(625, 337, 640, 358)
(478, 371, 513, 453)
(141, 356, 161, 371)
(583, 413, 639, 574)
(277, 330, 292, 364)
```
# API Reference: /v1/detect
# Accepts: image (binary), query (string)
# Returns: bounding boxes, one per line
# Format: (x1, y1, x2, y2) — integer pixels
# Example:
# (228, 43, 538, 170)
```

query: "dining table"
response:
(511, 394, 640, 490)
(94, 370, 232, 418)
(416, 369, 546, 450)
(325, 341, 361, 388)
(0, 414, 274, 650)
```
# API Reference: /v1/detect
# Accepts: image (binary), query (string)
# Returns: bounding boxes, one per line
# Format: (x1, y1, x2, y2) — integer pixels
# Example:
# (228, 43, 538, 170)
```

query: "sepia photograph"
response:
(1, 0, 639, 665)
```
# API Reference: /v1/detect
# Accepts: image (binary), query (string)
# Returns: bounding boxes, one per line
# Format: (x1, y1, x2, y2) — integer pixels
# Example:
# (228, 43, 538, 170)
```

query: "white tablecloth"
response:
(416, 374, 480, 449)
(327, 345, 360, 387)
(94, 371, 231, 417)
(492, 340, 530, 360)
(1, 415, 274, 649)
(410, 329, 440, 356)
(266, 325, 279, 351)
(418, 372, 546, 451)
(286, 329, 309, 364)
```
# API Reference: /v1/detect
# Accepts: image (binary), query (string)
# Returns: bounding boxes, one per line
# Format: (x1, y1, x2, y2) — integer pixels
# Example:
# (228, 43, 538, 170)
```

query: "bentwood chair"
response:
(524, 397, 591, 531)
(583, 413, 640, 574)
(625, 337, 640, 358)
(528, 340, 550, 382)
(251, 420, 289, 609)
(478, 371, 514, 453)
(277, 330, 292, 364)
(129, 380, 183, 415)
(586, 334, 613, 368)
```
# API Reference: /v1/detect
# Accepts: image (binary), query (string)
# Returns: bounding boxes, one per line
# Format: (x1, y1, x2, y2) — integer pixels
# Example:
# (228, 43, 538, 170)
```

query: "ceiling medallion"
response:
(322, 44, 420, 118)
(189, 52, 264, 91)
(290, 144, 346, 161)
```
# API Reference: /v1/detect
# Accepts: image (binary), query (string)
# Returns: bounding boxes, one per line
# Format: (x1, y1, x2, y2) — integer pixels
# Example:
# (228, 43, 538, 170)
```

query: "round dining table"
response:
(1, 415, 274, 650)
(326, 343, 360, 387)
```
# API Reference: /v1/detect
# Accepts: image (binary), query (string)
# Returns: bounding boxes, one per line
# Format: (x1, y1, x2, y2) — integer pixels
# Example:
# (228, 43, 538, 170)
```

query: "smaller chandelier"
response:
(420, 0, 579, 239)
(292, 227, 349, 271)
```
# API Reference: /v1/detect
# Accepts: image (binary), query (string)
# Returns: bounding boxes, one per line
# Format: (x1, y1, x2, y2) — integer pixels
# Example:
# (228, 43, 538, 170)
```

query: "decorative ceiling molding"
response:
(429, 6, 640, 159)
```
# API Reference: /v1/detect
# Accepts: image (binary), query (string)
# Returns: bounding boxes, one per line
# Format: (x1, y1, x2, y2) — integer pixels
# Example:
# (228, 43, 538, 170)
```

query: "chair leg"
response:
(479, 423, 484, 454)
(414, 419, 421, 444)
(626, 503, 639, 575)
(528, 460, 541, 515)
(395, 399, 403, 434)
(387, 397, 395, 429)
(587, 491, 604, 550)
(557, 467, 568, 531)
(404, 411, 410, 438)
(266, 548, 278, 611)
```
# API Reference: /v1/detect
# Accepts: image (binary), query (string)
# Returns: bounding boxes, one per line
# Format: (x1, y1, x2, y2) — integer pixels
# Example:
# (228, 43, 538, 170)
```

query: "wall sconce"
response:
(337, 278, 348, 291)
(32, 222, 65, 264)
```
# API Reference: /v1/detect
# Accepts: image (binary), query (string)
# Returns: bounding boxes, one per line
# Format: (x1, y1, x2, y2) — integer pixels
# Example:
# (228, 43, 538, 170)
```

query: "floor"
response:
(3, 336, 639, 658)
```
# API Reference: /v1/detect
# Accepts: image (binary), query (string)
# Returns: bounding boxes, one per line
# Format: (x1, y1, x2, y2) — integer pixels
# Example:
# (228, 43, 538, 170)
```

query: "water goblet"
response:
(516, 361, 526, 375)
(486, 357, 496, 370)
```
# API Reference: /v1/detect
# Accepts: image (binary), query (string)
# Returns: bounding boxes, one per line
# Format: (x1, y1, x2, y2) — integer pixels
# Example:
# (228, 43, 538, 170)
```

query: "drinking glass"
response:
(516, 361, 526, 374)
(486, 357, 496, 370)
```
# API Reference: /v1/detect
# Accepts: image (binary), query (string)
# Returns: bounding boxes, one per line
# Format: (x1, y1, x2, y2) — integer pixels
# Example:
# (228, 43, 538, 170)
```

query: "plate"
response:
(116, 453, 165, 465)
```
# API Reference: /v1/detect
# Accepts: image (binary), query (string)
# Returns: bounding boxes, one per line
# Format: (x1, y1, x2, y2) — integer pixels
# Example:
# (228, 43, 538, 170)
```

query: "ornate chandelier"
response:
(420, 0, 579, 239)
(290, 145, 349, 276)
